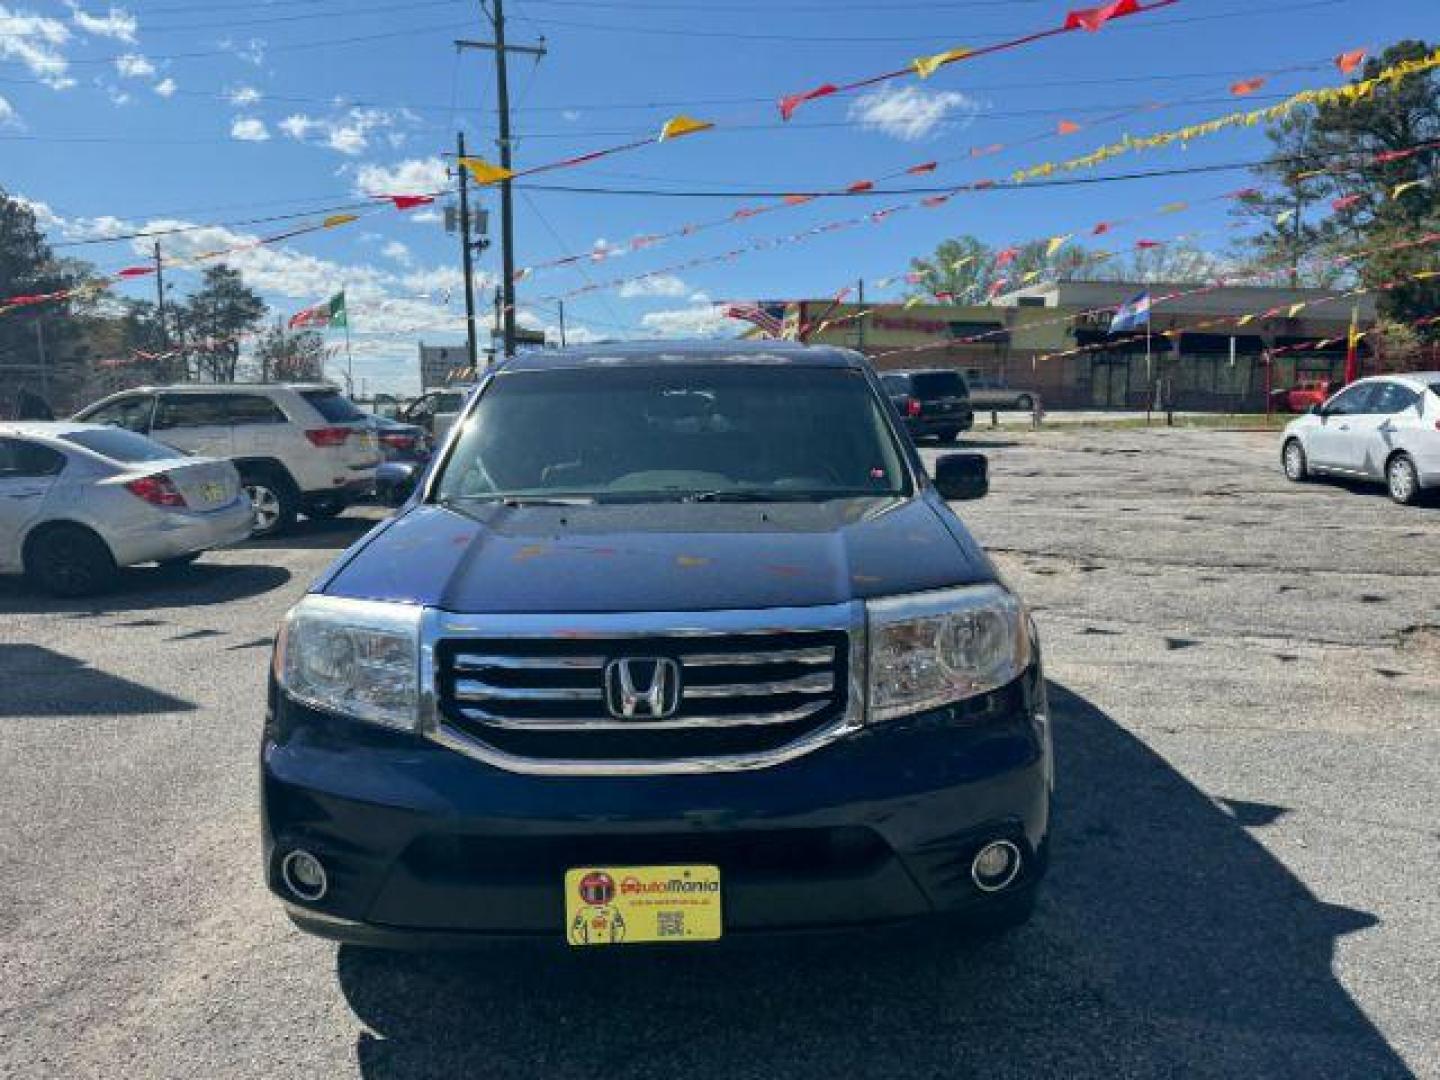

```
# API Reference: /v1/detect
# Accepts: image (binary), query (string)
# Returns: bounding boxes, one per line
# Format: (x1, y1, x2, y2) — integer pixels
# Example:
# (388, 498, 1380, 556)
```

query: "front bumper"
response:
(904, 413, 975, 437)
(261, 666, 1050, 944)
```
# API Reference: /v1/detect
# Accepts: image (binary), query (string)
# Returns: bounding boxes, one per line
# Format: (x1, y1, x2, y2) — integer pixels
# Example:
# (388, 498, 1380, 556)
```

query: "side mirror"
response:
(934, 453, 989, 501)
(374, 461, 420, 507)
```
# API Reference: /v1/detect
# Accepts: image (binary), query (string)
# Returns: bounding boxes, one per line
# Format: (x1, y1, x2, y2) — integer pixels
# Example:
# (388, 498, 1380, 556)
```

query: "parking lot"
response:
(2, 426, 1437, 1079)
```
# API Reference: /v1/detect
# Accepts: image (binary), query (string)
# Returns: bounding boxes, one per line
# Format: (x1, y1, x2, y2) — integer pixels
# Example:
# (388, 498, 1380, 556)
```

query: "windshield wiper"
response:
(683, 489, 871, 503)
(438, 494, 597, 508)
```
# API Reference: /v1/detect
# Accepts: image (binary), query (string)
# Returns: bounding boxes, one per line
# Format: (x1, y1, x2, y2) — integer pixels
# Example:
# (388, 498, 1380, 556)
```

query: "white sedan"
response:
(0, 422, 254, 596)
(1281, 373, 1440, 505)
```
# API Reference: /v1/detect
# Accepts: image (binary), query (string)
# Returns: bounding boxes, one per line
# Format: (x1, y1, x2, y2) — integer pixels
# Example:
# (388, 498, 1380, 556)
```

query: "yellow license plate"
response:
(200, 482, 225, 503)
(565, 865, 722, 946)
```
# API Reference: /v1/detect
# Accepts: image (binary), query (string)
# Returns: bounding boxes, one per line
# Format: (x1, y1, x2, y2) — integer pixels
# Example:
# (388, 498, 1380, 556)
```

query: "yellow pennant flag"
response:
(1414, 269, 1440, 280)
(322, 214, 357, 228)
(1392, 180, 1424, 199)
(1236, 313, 1257, 326)
(1020, 270, 1042, 284)
(1045, 234, 1071, 257)
(1287, 302, 1307, 318)
(904, 295, 924, 309)
(912, 47, 972, 79)
(1159, 201, 1188, 214)
(1276, 209, 1296, 225)
(658, 115, 713, 141)
(950, 255, 975, 271)
(460, 156, 515, 185)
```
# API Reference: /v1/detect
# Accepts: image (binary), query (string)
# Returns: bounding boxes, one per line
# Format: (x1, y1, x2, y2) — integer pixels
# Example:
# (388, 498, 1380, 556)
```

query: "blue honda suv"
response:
(263, 341, 1051, 948)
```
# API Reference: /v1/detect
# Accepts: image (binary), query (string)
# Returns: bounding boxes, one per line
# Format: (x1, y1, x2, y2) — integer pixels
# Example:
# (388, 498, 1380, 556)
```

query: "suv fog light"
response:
(280, 849, 328, 902)
(971, 840, 1022, 893)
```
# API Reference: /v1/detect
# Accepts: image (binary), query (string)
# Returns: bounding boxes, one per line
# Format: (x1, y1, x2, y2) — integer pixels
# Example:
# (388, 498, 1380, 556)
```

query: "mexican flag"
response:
(289, 291, 347, 330)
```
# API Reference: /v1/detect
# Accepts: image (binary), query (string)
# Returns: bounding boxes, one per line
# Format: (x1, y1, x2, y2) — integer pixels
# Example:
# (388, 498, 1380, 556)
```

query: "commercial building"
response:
(790, 281, 1383, 411)
(418, 343, 472, 389)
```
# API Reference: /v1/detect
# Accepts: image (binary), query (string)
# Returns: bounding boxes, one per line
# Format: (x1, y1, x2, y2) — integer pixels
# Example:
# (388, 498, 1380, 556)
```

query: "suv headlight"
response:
(866, 584, 1030, 722)
(274, 595, 422, 730)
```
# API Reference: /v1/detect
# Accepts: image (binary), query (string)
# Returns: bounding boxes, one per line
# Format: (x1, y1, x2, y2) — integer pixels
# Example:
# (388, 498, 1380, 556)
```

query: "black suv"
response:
(263, 342, 1051, 948)
(880, 369, 975, 443)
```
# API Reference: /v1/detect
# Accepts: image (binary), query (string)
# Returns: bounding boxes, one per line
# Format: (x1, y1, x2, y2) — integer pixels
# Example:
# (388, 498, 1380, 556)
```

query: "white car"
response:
(0, 423, 253, 596)
(1281, 372, 1440, 505)
(74, 384, 381, 536)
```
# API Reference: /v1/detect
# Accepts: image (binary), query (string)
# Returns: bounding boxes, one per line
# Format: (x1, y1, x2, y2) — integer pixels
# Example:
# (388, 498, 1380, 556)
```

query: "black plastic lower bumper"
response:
(261, 668, 1051, 945)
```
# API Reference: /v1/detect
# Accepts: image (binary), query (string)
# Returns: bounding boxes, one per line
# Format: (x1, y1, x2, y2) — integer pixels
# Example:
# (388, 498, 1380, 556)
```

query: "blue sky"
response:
(2, 0, 1433, 393)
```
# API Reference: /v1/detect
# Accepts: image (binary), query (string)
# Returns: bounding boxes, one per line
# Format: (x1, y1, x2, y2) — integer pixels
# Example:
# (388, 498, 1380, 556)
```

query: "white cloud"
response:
(277, 107, 418, 156)
(227, 84, 261, 107)
(562, 109, 581, 122)
(220, 37, 266, 67)
(382, 240, 412, 266)
(401, 265, 477, 299)
(0, 95, 18, 128)
(67, 3, 136, 42)
(640, 303, 737, 338)
(354, 156, 449, 196)
(847, 85, 978, 142)
(230, 117, 269, 141)
(408, 208, 443, 225)
(153, 76, 176, 98)
(113, 52, 154, 78)
(0, 5, 75, 89)
(618, 274, 689, 299)
(106, 84, 130, 106)
(689, 290, 711, 304)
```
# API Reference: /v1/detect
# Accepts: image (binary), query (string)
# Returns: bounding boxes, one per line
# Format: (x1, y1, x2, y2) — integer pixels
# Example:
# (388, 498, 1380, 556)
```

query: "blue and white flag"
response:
(1110, 292, 1152, 333)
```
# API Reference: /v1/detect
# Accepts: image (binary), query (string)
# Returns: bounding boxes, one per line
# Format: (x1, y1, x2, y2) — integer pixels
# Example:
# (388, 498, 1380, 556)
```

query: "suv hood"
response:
(322, 496, 994, 613)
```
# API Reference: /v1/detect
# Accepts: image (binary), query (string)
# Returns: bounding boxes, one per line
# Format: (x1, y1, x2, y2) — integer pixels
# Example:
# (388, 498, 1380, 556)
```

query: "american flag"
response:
(722, 302, 785, 338)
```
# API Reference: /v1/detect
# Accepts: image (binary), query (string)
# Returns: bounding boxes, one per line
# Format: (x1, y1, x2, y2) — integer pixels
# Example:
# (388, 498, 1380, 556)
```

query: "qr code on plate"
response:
(657, 911, 685, 938)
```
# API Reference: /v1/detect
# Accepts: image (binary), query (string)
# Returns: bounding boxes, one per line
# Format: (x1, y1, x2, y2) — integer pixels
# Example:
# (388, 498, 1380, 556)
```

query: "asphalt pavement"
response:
(1, 428, 1436, 1079)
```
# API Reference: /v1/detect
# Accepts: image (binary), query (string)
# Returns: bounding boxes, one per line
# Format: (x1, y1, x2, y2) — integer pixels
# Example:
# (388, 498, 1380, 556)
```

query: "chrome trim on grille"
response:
(418, 603, 866, 776)
(453, 654, 607, 672)
(682, 647, 833, 668)
(452, 680, 603, 702)
(683, 674, 834, 699)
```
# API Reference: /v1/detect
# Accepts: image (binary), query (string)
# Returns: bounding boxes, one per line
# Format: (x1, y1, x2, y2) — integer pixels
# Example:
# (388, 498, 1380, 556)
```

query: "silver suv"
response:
(75, 384, 381, 535)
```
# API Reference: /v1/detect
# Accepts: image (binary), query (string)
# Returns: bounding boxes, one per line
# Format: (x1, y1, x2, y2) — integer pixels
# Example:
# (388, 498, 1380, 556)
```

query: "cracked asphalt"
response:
(1, 426, 1437, 1079)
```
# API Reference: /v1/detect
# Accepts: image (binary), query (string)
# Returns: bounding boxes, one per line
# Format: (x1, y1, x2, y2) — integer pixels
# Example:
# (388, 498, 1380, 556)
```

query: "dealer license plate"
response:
(564, 865, 722, 946)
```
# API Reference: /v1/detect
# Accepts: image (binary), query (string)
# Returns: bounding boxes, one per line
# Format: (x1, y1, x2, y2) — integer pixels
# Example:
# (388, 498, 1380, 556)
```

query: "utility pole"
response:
(154, 241, 169, 350)
(35, 317, 49, 401)
(856, 278, 865, 352)
(1288, 190, 1306, 289)
(456, 131, 481, 371)
(458, 5, 545, 360)
(558, 299, 567, 348)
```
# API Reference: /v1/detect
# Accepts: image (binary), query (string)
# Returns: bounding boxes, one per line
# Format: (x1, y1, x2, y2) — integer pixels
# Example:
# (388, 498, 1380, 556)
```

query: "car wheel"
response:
(242, 470, 299, 537)
(936, 429, 959, 444)
(1282, 439, 1309, 482)
(25, 524, 117, 597)
(1386, 453, 1420, 505)
(1015, 394, 1034, 412)
(304, 495, 346, 520)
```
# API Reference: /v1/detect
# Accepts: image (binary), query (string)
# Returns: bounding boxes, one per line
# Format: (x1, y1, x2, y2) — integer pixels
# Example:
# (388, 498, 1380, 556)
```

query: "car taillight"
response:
(126, 474, 187, 508)
(305, 427, 352, 447)
(905, 398, 922, 418)
(380, 432, 416, 450)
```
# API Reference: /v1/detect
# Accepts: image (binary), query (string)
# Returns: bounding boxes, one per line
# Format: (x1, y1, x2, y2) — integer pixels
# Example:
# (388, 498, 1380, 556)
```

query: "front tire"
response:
(1282, 439, 1309, 482)
(1387, 453, 1420, 505)
(303, 495, 346, 521)
(25, 524, 117, 597)
(241, 470, 299, 537)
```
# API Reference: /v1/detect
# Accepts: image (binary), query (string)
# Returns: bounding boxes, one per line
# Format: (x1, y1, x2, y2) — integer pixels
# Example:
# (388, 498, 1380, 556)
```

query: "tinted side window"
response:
(300, 390, 366, 423)
(154, 394, 231, 429)
(1373, 383, 1420, 414)
(1325, 384, 1377, 415)
(911, 372, 968, 398)
(84, 394, 154, 432)
(0, 438, 66, 477)
(227, 395, 288, 426)
(879, 375, 909, 395)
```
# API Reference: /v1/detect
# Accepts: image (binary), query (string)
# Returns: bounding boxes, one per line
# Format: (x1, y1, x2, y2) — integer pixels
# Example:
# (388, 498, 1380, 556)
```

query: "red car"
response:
(1272, 378, 1340, 413)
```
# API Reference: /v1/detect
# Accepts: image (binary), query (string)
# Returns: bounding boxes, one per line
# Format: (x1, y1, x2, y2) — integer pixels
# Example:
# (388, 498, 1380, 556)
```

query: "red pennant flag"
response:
(846, 180, 875, 194)
(1372, 149, 1414, 164)
(1332, 194, 1362, 212)
(1230, 77, 1266, 96)
(922, 196, 950, 208)
(906, 161, 938, 175)
(384, 195, 435, 211)
(905, 272, 924, 284)
(733, 207, 761, 219)
(1064, 0, 1139, 33)
(1335, 48, 1366, 75)
(116, 266, 154, 279)
(994, 246, 1019, 268)
(1135, 239, 1162, 249)
(971, 143, 1004, 158)
(1227, 187, 1261, 199)
(973, 179, 997, 190)
(783, 194, 816, 206)
(779, 83, 838, 121)
(1092, 221, 1112, 235)
(934, 291, 955, 302)
(986, 278, 1011, 299)
(1057, 120, 1081, 135)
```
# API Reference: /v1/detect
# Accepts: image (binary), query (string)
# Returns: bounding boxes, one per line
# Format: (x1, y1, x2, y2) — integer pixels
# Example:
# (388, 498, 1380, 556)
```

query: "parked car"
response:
(74, 384, 381, 536)
(1281, 373, 1440, 505)
(964, 373, 1040, 413)
(367, 414, 431, 463)
(1271, 377, 1340, 414)
(0, 423, 252, 596)
(263, 341, 1050, 949)
(400, 387, 474, 443)
(879, 369, 975, 443)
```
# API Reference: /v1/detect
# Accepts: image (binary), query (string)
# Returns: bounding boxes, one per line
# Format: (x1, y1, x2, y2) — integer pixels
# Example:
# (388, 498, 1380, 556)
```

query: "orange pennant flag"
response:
(1057, 120, 1081, 136)
(783, 194, 817, 206)
(1230, 77, 1266, 96)
(658, 115, 713, 141)
(846, 180, 875, 194)
(322, 214, 357, 228)
(1335, 49, 1366, 75)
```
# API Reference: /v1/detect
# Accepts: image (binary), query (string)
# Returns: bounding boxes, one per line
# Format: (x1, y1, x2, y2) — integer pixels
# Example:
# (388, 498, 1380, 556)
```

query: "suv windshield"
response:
(910, 372, 968, 399)
(300, 390, 366, 423)
(435, 365, 911, 503)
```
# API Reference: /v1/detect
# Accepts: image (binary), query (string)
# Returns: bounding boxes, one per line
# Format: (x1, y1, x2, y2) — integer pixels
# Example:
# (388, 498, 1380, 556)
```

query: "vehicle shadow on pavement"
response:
(0, 563, 291, 615)
(0, 644, 196, 717)
(334, 682, 1407, 1079)
(238, 515, 383, 552)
